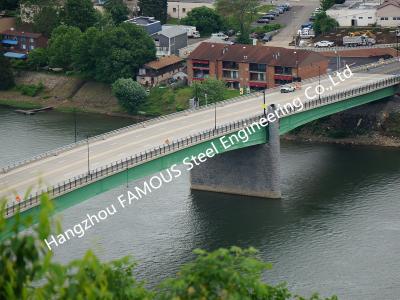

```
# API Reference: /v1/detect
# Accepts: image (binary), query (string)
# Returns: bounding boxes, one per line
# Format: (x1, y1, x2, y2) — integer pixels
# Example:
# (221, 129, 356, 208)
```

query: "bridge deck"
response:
(0, 63, 398, 206)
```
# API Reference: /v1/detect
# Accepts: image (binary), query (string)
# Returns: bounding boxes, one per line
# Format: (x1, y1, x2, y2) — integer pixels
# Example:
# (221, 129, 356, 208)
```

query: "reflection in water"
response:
(1, 106, 400, 299)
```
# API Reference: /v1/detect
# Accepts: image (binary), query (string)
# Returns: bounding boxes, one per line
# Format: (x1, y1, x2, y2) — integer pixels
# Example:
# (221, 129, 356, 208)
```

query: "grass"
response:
(257, 4, 274, 14)
(139, 86, 241, 116)
(166, 17, 181, 25)
(0, 99, 41, 109)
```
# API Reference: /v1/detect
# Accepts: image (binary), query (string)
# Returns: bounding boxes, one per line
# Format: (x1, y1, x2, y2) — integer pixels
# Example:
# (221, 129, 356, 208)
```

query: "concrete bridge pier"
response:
(190, 105, 282, 199)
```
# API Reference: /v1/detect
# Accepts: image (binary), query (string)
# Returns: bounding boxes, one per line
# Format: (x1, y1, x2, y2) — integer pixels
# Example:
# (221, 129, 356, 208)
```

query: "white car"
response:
(280, 85, 296, 93)
(314, 40, 334, 48)
(212, 32, 229, 41)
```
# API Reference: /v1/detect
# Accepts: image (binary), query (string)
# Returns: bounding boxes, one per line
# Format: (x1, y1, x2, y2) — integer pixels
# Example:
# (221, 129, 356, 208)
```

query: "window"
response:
(193, 69, 209, 79)
(250, 72, 265, 81)
(249, 63, 266, 72)
(30, 38, 34, 42)
(193, 61, 209, 68)
(173, 8, 176, 12)
(223, 70, 238, 79)
(368, 17, 372, 19)
(359, 17, 363, 19)
(381, 17, 388, 20)
(274, 66, 292, 75)
(182, 8, 186, 13)
(22, 44, 26, 49)
(30, 45, 35, 50)
(222, 61, 239, 69)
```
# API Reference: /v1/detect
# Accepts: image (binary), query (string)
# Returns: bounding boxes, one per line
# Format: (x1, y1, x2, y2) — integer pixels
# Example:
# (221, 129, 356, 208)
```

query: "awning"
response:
(1, 39, 18, 45)
(4, 52, 27, 59)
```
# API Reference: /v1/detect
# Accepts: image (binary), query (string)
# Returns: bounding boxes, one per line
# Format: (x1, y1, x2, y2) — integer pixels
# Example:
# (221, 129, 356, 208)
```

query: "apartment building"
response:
(168, 0, 214, 19)
(187, 43, 329, 90)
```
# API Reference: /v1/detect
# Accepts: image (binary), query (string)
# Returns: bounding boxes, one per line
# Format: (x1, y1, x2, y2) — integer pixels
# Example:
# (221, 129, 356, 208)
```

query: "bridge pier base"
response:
(190, 109, 281, 199)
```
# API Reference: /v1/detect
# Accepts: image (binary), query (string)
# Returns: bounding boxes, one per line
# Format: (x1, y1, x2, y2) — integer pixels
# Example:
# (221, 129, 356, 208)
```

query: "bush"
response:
(16, 82, 45, 97)
(254, 23, 282, 35)
(313, 12, 338, 34)
(112, 78, 147, 114)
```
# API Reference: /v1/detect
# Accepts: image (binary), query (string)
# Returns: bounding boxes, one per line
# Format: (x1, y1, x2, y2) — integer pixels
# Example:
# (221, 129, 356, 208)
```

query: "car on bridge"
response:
(314, 40, 335, 48)
(280, 85, 296, 93)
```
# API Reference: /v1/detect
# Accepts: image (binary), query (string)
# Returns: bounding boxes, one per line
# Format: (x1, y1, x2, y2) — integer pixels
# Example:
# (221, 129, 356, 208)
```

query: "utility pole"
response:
(214, 101, 217, 130)
(318, 65, 321, 101)
(263, 89, 266, 117)
(73, 108, 77, 143)
(86, 136, 90, 175)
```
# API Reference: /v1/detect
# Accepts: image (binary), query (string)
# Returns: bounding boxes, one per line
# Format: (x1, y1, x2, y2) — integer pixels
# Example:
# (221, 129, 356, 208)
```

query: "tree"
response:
(33, 5, 61, 37)
(0, 48, 14, 90)
(47, 25, 82, 69)
(104, 0, 129, 24)
(193, 79, 226, 105)
(112, 78, 147, 114)
(320, 0, 335, 11)
(181, 7, 224, 36)
(75, 22, 156, 83)
(27, 47, 48, 70)
(216, 0, 260, 44)
(138, 0, 167, 24)
(62, 0, 97, 31)
(313, 12, 338, 34)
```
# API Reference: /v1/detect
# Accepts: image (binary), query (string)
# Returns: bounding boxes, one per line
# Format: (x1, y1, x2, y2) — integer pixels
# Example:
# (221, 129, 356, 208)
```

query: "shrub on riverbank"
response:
(0, 195, 337, 300)
(16, 83, 45, 97)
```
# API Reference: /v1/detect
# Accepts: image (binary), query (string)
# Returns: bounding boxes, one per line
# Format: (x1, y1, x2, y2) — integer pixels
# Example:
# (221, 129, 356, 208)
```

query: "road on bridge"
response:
(0, 64, 398, 205)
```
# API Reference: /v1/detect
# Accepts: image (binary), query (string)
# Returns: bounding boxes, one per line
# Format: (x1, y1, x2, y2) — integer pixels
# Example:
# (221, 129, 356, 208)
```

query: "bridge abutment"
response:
(190, 107, 281, 199)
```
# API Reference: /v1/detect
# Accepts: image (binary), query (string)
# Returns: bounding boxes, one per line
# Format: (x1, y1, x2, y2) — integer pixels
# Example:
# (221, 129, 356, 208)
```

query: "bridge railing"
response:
(4, 74, 400, 218)
(1, 58, 399, 175)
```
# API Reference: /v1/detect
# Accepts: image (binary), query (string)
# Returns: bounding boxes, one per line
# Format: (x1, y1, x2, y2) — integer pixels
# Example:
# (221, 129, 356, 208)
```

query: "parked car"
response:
(277, 5, 288, 11)
(314, 40, 335, 47)
(263, 14, 275, 20)
(257, 18, 270, 24)
(280, 85, 296, 93)
(268, 10, 279, 16)
(211, 32, 229, 41)
(262, 32, 274, 42)
(301, 22, 313, 29)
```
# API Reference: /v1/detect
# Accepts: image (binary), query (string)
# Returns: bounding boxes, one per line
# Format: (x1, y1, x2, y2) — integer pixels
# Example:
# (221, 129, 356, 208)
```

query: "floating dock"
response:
(15, 106, 54, 115)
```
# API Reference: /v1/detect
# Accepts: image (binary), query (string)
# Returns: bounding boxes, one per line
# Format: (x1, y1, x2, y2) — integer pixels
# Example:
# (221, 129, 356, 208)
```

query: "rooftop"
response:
(155, 26, 187, 38)
(188, 42, 327, 67)
(328, 0, 380, 10)
(145, 55, 183, 70)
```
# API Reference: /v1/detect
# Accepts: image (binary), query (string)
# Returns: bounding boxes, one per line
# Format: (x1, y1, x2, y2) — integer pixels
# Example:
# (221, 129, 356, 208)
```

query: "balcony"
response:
(249, 63, 266, 73)
(222, 61, 239, 70)
(223, 70, 239, 80)
(249, 72, 266, 82)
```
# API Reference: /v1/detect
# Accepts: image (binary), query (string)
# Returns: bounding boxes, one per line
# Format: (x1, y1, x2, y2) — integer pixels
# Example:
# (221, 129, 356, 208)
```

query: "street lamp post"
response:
(263, 89, 266, 117)
(73, 108, 77, 143)
(294, 50, 299, 79)
(318, 65, 321, 101)
(86, 136, 90, 175)
(397, 33, 399, 58)
(214, 101, 217, 130)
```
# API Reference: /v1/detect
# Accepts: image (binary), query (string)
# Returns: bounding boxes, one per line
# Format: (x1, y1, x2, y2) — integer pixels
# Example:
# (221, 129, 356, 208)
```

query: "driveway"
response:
(265, 0, 320, 47)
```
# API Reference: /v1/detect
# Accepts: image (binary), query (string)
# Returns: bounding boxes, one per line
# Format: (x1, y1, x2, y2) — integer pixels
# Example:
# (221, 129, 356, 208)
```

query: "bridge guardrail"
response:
(4, 74, 400, 218)
(1, 58, 399, 175)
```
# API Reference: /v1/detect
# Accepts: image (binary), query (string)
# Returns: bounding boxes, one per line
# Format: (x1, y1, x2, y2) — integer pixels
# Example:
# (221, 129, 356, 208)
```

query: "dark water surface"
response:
(1, 106, 400, 299)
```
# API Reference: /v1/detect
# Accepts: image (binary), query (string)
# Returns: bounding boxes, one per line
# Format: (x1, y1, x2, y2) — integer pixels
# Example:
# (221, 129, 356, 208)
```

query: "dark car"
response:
(262, 33, 273, 42)
(263, 14, 275, 20)
(257, 18, 270, 24)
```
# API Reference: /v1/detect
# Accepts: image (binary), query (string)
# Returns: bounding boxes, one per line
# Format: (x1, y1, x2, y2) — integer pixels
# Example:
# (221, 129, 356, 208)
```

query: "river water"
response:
(1, 106, 400, 299)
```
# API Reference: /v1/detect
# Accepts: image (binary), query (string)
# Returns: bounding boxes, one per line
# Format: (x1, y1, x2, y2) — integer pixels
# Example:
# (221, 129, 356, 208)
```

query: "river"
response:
(1, 106, 400, 299)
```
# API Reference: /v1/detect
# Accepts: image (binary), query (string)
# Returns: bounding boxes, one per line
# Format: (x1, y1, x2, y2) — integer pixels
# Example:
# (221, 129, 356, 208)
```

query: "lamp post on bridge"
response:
(86, 135, 90, 175)
(318, 65, 321, 101)
(263, 89, 266, 117)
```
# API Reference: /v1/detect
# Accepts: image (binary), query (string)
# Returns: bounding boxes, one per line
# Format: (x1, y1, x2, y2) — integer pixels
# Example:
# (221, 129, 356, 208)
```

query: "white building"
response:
(326, 1, 380, 27)
(167, 0, 214, 19)
(377, 0, 400, 27)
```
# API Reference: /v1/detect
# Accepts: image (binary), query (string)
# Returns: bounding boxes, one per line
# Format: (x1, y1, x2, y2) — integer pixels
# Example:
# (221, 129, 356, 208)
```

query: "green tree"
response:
(104, 0, 129, 24)
(27, 47, 48, 70)
(193, 78, 225, 105)
(75, 22, 156, 83)
(0, 48, 14, 90)
(62, 0, 97, 31)
(47, 25, 82, 69)
(112, 78, 147, 114)
(33, 5, 61, 37)
(216, 0, 260, 44)
(313, 12, 338, 34)
(181, 7, 224, 36)
(320, 0, 335, 11)
(138, 0, 167, 24)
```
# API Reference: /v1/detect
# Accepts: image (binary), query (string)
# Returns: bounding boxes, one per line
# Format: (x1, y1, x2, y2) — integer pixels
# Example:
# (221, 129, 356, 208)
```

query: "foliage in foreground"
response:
(112, 78, 148, 114)
(0, 195, 337, 300)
